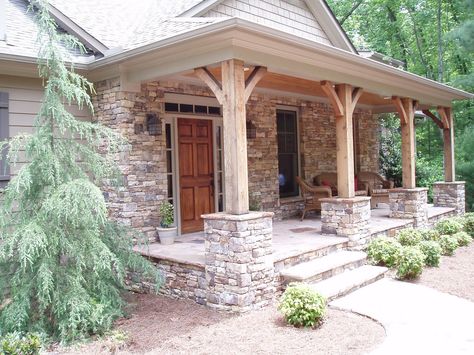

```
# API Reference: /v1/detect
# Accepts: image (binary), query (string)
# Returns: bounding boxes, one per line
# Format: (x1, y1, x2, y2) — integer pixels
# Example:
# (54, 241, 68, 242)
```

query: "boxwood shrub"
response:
(396, 246, 425, 279)
(0, 333, 41, 355)
(366, 237, 401, 267)
(438, 234, 459, 256)
(278, 283, 326, 328)
(396, 229, 423, 246)
(453, 231, 472, 247)
(418, 240, 442, 267)
(419, 228, 440, 242)
(462, 213, 474, 237)
(435, 219, 463, 236)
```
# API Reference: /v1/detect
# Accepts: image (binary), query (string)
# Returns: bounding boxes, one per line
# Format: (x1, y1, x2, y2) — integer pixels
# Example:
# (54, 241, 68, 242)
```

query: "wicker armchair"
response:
(296, 176, 332, 221)
(357, 171, 395, 208)
(313, 172, 368, 196)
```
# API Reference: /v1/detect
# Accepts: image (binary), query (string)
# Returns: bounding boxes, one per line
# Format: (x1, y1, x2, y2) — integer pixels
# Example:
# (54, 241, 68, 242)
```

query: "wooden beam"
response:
(194, 67, 224, 104)
(400, 98, 416, 189)
(422, 109, 444, 129)
(221, 59, 249, 214)
(437, 106, 451, 130)
(392, 96, 407, 125)
(350, 87, 363, 113)
(321, 81, 344, 117)
(244, 66, 267, 102)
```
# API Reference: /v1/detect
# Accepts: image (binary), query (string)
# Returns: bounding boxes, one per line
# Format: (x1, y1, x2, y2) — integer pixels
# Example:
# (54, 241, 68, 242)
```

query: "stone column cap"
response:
(201, 211, 274, 221)
(389, 187, 429, 193)
(433, 181, 466, 185)
(320, 196, 371, 203)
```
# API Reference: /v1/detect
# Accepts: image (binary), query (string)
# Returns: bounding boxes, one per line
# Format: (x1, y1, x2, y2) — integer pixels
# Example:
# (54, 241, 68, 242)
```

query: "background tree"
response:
(0, 0, 159, 342)
(327, 0, 474, 209)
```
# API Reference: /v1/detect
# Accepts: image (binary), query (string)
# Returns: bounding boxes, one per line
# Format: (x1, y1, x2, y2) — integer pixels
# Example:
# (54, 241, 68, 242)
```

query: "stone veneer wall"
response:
(93, 78, 380, 231)
(433, 182, 466, 215)
(389, 188, 429, 227)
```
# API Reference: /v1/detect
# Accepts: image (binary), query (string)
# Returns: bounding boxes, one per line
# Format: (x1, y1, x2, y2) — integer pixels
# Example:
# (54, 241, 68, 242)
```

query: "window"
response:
(0, 92, 9, 188)
(215, 125, 224, 212)
(277, 109, 299, 198)
(165, 123, 174, 207)
(164, 102, 221, 116)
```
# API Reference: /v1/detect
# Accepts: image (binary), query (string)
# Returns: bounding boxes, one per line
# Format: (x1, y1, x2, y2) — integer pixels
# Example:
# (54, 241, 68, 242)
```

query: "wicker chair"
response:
(296, 176, 332, 221)
(357, 171, 395, 208)
(313, 172, 368, 196)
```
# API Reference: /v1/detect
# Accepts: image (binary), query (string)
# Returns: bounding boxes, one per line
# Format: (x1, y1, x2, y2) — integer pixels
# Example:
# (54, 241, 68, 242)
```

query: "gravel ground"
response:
(413, 242, 474, 302)
(56, 293, 385, 355)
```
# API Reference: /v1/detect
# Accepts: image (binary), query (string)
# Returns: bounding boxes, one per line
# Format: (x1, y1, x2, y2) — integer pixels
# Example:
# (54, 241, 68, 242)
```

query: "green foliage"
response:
(396, 246, 425, 279)
(366, 237, 401, 267)
(0, 0, 160, 343)
(0, 332, 41, 355)
(419, 228, 441, 241)
(435, 218, 464, 235)
(159, 201, 174, 228)
(396, 228, 423, 246)
(379, 115, 402, 187)
(462, 213, 474, 237)
(419, 240, 442, 267)
(457, 126, 474, 211)
(438, 234, 459, 256)
(278, 283, 326, 328)
(453, 231, 472, 246)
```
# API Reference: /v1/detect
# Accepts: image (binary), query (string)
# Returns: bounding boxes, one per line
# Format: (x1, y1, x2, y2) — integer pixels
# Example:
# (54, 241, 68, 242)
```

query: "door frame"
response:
(164, 113, 224, 236)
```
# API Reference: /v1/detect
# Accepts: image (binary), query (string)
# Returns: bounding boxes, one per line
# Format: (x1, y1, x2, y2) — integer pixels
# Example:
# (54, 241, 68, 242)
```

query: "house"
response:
(1, 0, 472, 312)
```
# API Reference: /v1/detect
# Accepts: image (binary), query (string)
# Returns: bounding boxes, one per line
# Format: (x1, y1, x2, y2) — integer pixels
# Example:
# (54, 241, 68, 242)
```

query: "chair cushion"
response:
(355, 190, 368, 196)
(372, 189, 390, 195)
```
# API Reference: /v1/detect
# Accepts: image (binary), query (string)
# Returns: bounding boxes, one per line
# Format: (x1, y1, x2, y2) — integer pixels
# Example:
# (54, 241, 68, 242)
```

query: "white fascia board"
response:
(0, 0, 6, 41)
(305, 0, 357, 53)
(178, 0, 223, 17)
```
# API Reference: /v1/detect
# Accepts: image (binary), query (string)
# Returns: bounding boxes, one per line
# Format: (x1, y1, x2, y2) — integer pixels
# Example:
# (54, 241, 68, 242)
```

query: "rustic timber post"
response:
(423, 107, 465, 215)
(196, 61, 275, 312)
(319, 81, 370, 248)
(321, 81, 363, 198)
(390, 97, 428, 226)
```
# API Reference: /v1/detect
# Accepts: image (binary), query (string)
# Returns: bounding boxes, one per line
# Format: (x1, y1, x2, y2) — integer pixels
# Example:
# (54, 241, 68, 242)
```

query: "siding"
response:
(203, 0, 332, 45)
(0, 74, 92, 176)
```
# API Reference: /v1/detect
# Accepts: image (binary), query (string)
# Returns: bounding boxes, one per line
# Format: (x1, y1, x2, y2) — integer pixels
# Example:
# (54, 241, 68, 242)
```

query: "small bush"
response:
(396, 229, 423, 246)
(366, 237, 401, 267)
(435, 219, 463, 236)
(453, 231, 472, 247)
(0, 333, 41, 355)
(418, 240, 442, 267)
(438, 234, 459, 256)
(419, 229, 440, 241)
(278, 283, 326, 328)
(462, 214, 474, 237)
(396, 246, 425, 279)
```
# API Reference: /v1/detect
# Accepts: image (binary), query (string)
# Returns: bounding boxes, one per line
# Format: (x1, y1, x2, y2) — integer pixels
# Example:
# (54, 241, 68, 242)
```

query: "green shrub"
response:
(0, 333, 41, 355)
(419, 229, 440, 241)
(438, 234, 459, 256)
(396, 229, 423, 246)
(396, 246, 425, 279)
(278, 283, 326, 328)
(453, 231, 472, 247)
(435, 219, 463, 236)
(462, 214, 474, 237)
(418, 240, 442, 267)
(366, 237, 401, 267)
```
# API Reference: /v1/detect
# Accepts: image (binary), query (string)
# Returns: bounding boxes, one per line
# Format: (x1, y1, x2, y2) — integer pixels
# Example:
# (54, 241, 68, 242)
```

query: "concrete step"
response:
(280, 250, 367, 284)
(309, 265, 388, 301)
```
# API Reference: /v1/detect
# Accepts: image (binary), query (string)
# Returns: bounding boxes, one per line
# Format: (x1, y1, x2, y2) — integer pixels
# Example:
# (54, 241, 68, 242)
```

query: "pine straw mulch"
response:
(55, 292, 385, 355)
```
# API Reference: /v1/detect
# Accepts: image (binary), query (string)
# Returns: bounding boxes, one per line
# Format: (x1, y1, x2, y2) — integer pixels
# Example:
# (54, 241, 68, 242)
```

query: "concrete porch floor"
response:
(136, 205, 455, 267)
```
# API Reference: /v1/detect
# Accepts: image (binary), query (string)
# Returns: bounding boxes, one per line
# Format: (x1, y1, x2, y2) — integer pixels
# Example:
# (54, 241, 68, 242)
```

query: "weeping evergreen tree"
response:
(0, 0, 159, 342)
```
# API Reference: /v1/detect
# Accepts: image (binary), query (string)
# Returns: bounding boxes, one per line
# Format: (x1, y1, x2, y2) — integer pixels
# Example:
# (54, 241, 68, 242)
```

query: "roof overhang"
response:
(86, 18, 472, 108)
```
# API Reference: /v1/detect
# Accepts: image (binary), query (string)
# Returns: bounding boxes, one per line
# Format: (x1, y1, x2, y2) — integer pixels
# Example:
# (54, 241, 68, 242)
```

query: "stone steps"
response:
(309, 265, 388, 301)
(280, 250, 367, 284)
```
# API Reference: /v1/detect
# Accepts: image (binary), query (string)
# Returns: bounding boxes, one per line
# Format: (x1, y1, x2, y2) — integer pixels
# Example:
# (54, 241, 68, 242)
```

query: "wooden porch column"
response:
(321, 81, 363, 198)
(393, 97, 417, 189)
(422, 107, 455, 182)
(195, 61, 267, 214)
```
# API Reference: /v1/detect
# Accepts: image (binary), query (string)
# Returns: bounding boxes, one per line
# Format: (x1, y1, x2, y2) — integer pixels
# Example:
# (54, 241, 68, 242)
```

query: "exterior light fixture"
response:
(246, 120, 257, 139)
(146, 113, 162, 136)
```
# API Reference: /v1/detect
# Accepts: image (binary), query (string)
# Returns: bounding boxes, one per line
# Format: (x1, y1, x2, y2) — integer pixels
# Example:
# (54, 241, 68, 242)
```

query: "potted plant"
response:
(157, 201, 177, 245)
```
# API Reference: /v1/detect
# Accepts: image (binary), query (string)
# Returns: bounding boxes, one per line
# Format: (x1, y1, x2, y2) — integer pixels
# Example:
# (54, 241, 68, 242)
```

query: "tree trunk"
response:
(437, 0, 444, 82)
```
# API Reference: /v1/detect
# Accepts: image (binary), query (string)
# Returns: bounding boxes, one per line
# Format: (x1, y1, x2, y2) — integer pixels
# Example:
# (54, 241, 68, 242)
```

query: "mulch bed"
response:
(57, 293, 385, 355)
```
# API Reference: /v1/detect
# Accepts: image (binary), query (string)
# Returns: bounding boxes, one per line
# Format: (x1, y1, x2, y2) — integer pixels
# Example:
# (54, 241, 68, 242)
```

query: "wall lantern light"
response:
(246, 120, 257, 139)
(146, 113, 162, 136)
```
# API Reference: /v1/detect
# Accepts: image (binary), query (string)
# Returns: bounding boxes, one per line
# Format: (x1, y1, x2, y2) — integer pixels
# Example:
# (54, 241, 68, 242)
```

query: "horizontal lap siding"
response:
(0, 75, 92, 176)
(203, 0, 332, 45)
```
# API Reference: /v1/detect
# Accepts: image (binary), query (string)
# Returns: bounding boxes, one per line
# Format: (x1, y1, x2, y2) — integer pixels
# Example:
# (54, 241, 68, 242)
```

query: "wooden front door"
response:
(178, 118, 215, 233)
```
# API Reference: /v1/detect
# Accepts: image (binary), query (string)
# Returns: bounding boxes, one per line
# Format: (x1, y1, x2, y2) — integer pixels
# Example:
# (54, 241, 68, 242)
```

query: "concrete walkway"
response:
(331, 278, 474, 355)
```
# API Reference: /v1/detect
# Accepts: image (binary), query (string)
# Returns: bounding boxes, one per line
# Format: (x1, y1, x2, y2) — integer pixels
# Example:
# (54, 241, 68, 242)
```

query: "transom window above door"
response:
(277, 109, 299, 198)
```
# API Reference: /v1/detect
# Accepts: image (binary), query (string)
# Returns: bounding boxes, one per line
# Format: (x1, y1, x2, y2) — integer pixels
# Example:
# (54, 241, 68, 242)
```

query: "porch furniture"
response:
(313, 172, 368, 197)
(296, 176, 332, 221)
(357, 171, 395, 209)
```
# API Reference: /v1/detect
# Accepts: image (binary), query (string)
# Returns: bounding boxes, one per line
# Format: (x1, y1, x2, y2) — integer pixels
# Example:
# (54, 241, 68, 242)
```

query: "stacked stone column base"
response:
(433, 181, 466, 216)
(203, 212, 275, 313)
(389, 188, 428, 227)
(320, 197, 371, 248)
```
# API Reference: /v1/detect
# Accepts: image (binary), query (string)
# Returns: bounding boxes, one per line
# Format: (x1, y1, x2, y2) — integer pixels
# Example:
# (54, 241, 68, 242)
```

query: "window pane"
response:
(277, 110, 298, 197)
(217, 150, 222, 171)
(165, 124, 172, 149)
(166, 151, 172, 173)
(195, 105, 207, 114)
(217, 172, 222, 193)
(180, 104, 193, 113)
(218, 194, 223, 212)
(216, 126, 222, 148)
(209, 106, 221, 115)
(165, 102, 178, 112)
(167, 175, 173, 198)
